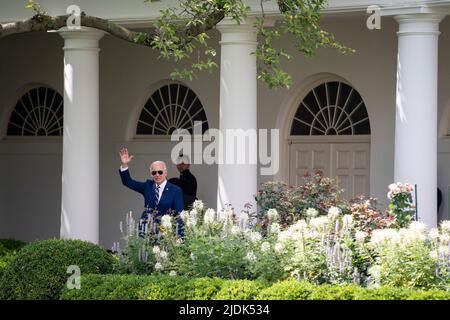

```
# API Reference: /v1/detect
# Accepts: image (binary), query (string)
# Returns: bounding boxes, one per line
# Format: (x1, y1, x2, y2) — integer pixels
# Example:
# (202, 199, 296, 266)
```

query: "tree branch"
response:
(0, 14, 147, 43)
(0, 12, 225, 46)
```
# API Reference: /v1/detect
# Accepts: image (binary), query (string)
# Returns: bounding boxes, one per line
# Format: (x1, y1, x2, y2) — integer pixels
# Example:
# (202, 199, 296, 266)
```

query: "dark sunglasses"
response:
(151, 170, 164, 176)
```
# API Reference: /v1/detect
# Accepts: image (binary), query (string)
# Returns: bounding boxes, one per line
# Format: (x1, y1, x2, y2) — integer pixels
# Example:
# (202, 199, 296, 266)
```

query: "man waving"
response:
(118, 147, 184, 236)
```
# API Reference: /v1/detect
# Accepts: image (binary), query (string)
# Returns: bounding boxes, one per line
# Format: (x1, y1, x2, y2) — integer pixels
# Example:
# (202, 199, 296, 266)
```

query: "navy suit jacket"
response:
(119, 169, 184, 216)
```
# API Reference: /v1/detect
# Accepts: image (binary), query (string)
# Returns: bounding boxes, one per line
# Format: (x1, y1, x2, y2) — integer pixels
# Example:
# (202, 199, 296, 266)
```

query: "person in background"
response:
(438, 187, 442, 211)
(176, 155, 197, 210)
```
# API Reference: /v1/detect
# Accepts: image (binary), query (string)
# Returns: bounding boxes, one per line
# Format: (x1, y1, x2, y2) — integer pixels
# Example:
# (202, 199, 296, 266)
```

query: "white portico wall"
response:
(4, 14, 450, 246)
(58, 27, 105, 243)
(216, 19, 258, 213)
(394, 14, 445, 227)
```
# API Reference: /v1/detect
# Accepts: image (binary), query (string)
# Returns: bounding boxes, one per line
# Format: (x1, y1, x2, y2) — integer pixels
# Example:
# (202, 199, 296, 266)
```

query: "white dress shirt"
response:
(156, 179, 167, 200)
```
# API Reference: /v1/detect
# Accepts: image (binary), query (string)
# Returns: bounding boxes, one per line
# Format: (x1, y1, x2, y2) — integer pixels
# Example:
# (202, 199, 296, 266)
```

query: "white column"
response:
(58, 27, 104, 243)
(216, 19, 258, 213)
(394, 14, 444, 227)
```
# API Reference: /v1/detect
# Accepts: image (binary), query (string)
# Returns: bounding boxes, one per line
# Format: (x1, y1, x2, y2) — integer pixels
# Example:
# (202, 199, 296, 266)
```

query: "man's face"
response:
(177, 162, 189, 172)
(150, 163, 167, 185)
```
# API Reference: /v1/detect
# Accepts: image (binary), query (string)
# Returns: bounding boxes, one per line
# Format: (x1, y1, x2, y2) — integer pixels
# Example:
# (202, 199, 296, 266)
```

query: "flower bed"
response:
(112, 177, 450, 291)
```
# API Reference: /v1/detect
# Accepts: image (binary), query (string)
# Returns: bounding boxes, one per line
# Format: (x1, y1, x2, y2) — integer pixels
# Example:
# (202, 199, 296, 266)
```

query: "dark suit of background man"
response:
(177, 155, 197, 210)
(118, 148, 184, 236)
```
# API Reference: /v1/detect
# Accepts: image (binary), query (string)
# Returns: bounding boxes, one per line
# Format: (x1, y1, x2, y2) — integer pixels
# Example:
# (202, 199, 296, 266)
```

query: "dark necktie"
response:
(155, 184, 160, 206)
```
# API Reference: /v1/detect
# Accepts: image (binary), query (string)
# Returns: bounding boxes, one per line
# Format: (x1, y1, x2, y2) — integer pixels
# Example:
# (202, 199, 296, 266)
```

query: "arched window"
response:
(136, 83, 209, 135)
(291, 81, 370, 136)
(7, 86, 63, 136)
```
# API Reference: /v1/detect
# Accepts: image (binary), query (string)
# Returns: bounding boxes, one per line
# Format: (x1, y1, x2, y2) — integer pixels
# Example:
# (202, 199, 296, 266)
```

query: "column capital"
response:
(216, 17, 257, 45)
(394, 13, 445, 36)
(56, 27, 106, 51)
(57, 26, 106, 40)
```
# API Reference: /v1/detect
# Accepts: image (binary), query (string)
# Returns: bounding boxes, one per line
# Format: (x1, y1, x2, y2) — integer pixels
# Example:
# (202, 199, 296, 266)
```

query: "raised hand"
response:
(119, 147, 134, 167)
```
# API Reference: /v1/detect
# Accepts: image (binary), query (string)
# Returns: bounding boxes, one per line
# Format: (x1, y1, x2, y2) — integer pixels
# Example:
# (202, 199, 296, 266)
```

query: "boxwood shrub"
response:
(0, 239, 26, 252)
(0, 253, 15, 280)
(256, 280, 316, 300)
(62, 274, 156, 300)
(0, 239, 27, 281)
(214, 279, 266, 300)
(0, 239, 115, 300)
(61, 275, 450, 300)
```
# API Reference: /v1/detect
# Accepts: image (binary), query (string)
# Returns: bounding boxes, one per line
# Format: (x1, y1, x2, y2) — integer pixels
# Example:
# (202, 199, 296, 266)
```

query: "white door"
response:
(331, 143, 370, 199)
(289, 143, 330, 186)
(289, 142, 370, 200)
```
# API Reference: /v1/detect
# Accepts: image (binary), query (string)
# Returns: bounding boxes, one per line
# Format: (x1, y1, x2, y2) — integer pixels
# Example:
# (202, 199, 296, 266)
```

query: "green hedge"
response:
(0, 239, 26, 253)
(0, 254, 15, 279)
(62, 275, 226, 300)
(257, 281, 450, 300)
(61, 275, 450, 300)
(0, 239, 27, 279)
(0, 239, 115, 300)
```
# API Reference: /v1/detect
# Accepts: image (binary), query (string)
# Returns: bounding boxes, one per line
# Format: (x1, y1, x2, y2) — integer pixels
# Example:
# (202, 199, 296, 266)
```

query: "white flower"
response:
(399, 227, 426, 244)
(438, 245, 450, 256)
(277, 230, 290, 243)
(342, 215, 353, 228)
(290, 269, 301, 280)
(246, 251, 257, 263)
(261, 242, 271, 253)
(169, 270, 177, 277)
(204, 208, 216, 225)
(440, 233, 450, 244)
(267, 209, 279, 221)
(408, 221, 427, 234)
(310, 216, 328, 230)
(159, 250, 168, 259)
(180, 210, 189, 222)
(190, 253, 196, 261)
(440, 220, 450, 234)
(355, 231, 367, 243)
(429, 228, 440, 240)
(307, 229, 320, 239)
(429, 250, 439, 260)
(404, 183, 414, 192)
(306, 208, 318, 218)
(238, 211, 250, 230)
(152, 246, 160, 255)
(176, 238, 183, 245)
(193, 200, 204, 212)
(368, 265, 381, 284)
(388, 182, 413, 200)
(269, 222, 281, 234)
(187, 209, 198, 227)
(161, 215, 172, 229)
(292, 220, 308, 233)
(274, 243, 284, 253)
(327, 206, 341, 220)
(230, 226, 241, 235)
(370, 229, 400, 246)
(218, 208, 234, 222)
(154, 262, 163, 271)
(247, 231, 262, 243)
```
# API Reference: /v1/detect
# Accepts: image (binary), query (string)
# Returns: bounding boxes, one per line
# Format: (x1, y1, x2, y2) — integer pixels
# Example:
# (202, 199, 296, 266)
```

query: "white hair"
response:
(150, 160, 167, 171)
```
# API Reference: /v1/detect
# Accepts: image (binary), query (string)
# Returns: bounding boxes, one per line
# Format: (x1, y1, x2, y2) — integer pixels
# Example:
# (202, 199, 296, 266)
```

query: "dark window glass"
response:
(7, 87, 64, 137)
(290, 81, 371, 136)
(137, 84, 209, 135)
